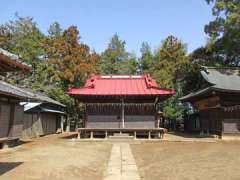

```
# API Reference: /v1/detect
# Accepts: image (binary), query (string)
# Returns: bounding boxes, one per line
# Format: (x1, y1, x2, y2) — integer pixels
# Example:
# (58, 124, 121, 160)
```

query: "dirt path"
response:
(131, 141, 240, 180)
(0, 133, 112, 180)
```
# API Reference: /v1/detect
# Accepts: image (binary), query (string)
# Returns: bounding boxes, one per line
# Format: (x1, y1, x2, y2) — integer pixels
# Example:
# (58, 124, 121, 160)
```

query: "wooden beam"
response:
(121, 98, 125, 128)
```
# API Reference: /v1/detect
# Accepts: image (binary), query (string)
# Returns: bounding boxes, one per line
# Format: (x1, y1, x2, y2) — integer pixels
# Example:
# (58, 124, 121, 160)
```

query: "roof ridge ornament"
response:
(145, 74, 154, 88)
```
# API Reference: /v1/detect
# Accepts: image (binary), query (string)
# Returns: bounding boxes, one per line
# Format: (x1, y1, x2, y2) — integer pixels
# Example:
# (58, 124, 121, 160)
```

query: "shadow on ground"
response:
(168, 131, 215, 138)
(59, 133, 78, 139)
(18, 140, 32, 146)
(0, 162, 23, 175)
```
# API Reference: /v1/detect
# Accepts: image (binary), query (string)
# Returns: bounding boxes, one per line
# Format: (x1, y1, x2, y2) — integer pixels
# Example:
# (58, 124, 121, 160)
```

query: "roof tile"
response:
(68, 75, 175, 96)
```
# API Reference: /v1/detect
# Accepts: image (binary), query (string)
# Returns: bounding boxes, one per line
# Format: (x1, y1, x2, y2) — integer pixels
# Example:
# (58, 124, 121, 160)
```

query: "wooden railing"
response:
(76, 128, 167, 139)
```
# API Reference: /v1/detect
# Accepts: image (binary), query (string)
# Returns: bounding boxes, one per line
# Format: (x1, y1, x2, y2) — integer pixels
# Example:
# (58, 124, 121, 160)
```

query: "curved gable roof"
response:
(180, 67, 240, 102)
(201, 67, 240, 91)
(68, 74, 175, 96)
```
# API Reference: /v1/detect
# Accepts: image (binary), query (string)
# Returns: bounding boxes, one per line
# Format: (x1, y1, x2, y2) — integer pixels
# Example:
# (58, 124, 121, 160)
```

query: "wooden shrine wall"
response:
(22, 112, 59, 138)
(199, 108, 223, 135)
(223, 109, 240, 134)
(0, 100, 24, 138)
(86, 104, 156, 128)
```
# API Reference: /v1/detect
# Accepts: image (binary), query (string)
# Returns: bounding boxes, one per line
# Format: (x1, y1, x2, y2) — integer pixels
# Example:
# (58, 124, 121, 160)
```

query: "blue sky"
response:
(1, 0, 214, 56)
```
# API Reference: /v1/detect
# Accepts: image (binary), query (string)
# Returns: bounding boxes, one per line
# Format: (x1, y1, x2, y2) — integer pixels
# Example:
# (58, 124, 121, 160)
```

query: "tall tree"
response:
(45, 25, 100, 89)
(100, 34, 131, 74)
(115, 53, 138, 74)
(153, 35, 189, 89)
(48, 22, 62, 37)
(152, 36, 190, 123)
(0, 15, 45, 68)
(0, 15, 48, 90)
(205, 0, 240, 65)
(139, 42, 154, 73)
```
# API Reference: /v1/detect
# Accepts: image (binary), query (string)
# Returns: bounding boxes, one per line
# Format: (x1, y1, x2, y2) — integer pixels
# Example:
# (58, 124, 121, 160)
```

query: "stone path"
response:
(104, 143, 141, 180)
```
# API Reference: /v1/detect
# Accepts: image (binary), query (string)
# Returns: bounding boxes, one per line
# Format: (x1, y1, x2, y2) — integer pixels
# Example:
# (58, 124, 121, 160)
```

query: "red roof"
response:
(68, 75, 175, 96)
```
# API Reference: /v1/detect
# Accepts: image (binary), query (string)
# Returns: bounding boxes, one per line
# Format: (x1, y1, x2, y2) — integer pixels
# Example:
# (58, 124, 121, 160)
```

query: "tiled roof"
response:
(20, 102, 65, 113)
(0, 80, 65, 107)
(0, 48, 31, 72)
(68, 74, 175, 96)
(201, 67, 240, 91)
(180, 67, 240, 101)
(0, 80, 33, 99)
(20, 89, 66, 107)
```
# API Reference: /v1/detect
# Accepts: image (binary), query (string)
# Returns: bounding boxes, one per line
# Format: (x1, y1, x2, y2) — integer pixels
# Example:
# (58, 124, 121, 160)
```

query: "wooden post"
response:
(121, 98, 125, 128)
(162, 131, 165, 139)
(90, 131, 93, 139)
(160, 130, 163, 139)
(77, 129, 81, 139)
(148, 131, 151, 140)
(105, 131, 108, 139)
(66, 116, 70, 132)
(60, 116, 64, 132)
(134, 131, 137, 140)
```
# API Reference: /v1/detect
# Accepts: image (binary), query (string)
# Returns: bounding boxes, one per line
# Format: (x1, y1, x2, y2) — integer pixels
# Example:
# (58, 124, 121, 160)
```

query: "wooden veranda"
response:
(76, 127, 167, 139)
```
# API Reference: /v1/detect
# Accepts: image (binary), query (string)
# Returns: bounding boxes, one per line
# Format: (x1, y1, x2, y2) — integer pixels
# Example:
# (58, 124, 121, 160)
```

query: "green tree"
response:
(115, 53, 138, 74)
(100, 34, 131, 74)
(151, 36, 190, 123)
(183, 0, 240, 93)
(153, 35, 189, 89)
(139, 42, 154, 73)
(0, 15, 48, 91)
(48, 22, 62, 37)
(0, 15, 45, 68)
(205, 0, 240, 65)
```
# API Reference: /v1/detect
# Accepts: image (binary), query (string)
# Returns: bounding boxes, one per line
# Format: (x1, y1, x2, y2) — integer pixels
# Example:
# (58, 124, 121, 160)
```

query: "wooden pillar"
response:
(66, 116, 70, 132)
(105, 131, 108, 139)
(148, 131, 151, 140)
(77, 129, 81, 139)
(90, 131, 93, 139)
(121, 98, 125, 128)
(155, 111, 163, 128)
(60, 116, 64, 132)
(160, 130, 164, 139)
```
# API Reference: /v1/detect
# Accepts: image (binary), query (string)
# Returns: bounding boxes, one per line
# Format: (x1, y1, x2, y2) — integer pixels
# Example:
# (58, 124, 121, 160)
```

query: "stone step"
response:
(108, 135, 134, 140)
(113, 133, 130, 137)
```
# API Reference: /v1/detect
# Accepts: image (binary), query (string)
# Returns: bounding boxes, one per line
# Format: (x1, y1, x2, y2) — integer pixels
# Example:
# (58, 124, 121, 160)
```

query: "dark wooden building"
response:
(0, 48, 31, 140)
(21, 95, 65, 138)
(0, 81, 34, 139)
(180, 67, 240, 137)
(0, 48, 65, 142)
(69, 75, 175, 130)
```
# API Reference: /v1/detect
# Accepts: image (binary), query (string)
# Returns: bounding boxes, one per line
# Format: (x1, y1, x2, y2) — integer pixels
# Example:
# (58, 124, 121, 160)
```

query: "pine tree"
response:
(100, 33, 134, 74)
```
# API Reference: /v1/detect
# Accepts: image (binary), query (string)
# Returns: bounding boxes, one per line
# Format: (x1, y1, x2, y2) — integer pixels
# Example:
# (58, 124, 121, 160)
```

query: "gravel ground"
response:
(0, 133, 112, 180)
(131, 141, 240, 180)
(1, 134, 240, 180)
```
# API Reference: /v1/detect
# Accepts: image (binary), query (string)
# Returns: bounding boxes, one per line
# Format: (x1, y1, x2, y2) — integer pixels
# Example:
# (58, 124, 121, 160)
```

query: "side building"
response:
(0, 48, 32, 141)
(180, 67, 240, 137)
(21, 93, 66, 138)
(0, 48, 65, 144)
(0, 81, 33, 139)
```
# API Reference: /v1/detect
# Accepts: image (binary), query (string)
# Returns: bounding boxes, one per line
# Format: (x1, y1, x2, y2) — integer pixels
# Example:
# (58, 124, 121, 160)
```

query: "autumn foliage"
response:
(45, 26, 100, 89)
